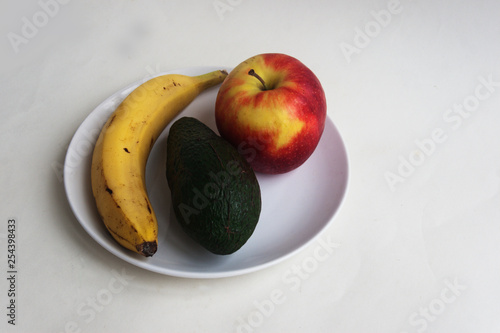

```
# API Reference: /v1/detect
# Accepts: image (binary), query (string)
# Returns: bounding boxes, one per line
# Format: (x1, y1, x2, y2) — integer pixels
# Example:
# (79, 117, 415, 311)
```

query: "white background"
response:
(1, 0, 500, 332)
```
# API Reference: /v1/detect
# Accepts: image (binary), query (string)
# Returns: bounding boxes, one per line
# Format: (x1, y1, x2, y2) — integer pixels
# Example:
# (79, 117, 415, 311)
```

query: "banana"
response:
(91, 69, 228, 257)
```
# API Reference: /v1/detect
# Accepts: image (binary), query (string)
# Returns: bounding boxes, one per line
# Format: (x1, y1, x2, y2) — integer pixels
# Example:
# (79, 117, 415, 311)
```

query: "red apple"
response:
(215, 53, 327, 174)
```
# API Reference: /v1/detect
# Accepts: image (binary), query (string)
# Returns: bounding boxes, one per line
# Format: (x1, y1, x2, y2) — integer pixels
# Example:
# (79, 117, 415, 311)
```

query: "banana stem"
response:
(196, 70, 229, 90)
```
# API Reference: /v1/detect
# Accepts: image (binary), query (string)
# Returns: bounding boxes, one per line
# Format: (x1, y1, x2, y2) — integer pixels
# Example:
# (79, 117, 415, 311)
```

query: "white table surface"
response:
(2, 0, 500, 332)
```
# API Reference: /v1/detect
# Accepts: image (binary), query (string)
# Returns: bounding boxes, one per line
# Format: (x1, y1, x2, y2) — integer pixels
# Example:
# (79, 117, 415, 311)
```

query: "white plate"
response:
(64, 66, 349, 278)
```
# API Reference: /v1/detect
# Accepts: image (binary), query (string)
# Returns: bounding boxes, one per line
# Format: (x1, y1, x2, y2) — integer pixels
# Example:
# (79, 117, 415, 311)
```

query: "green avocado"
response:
(166, 117, 262, 255)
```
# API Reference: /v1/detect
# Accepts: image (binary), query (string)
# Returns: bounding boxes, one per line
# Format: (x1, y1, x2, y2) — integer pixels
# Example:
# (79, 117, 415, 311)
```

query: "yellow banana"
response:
(91, 69, 228, 257)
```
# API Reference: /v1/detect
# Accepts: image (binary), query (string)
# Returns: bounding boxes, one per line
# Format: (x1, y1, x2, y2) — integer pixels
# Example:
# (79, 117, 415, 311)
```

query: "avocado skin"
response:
(166, 117, 262, 255)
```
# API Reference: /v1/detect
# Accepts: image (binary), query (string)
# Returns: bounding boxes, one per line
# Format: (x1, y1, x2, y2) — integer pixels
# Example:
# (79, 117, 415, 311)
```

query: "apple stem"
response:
(248, 69, 268, 91)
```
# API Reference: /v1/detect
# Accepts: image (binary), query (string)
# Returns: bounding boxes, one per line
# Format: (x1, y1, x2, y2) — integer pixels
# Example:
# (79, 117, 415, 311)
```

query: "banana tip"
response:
(137, 241, 157, 257)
